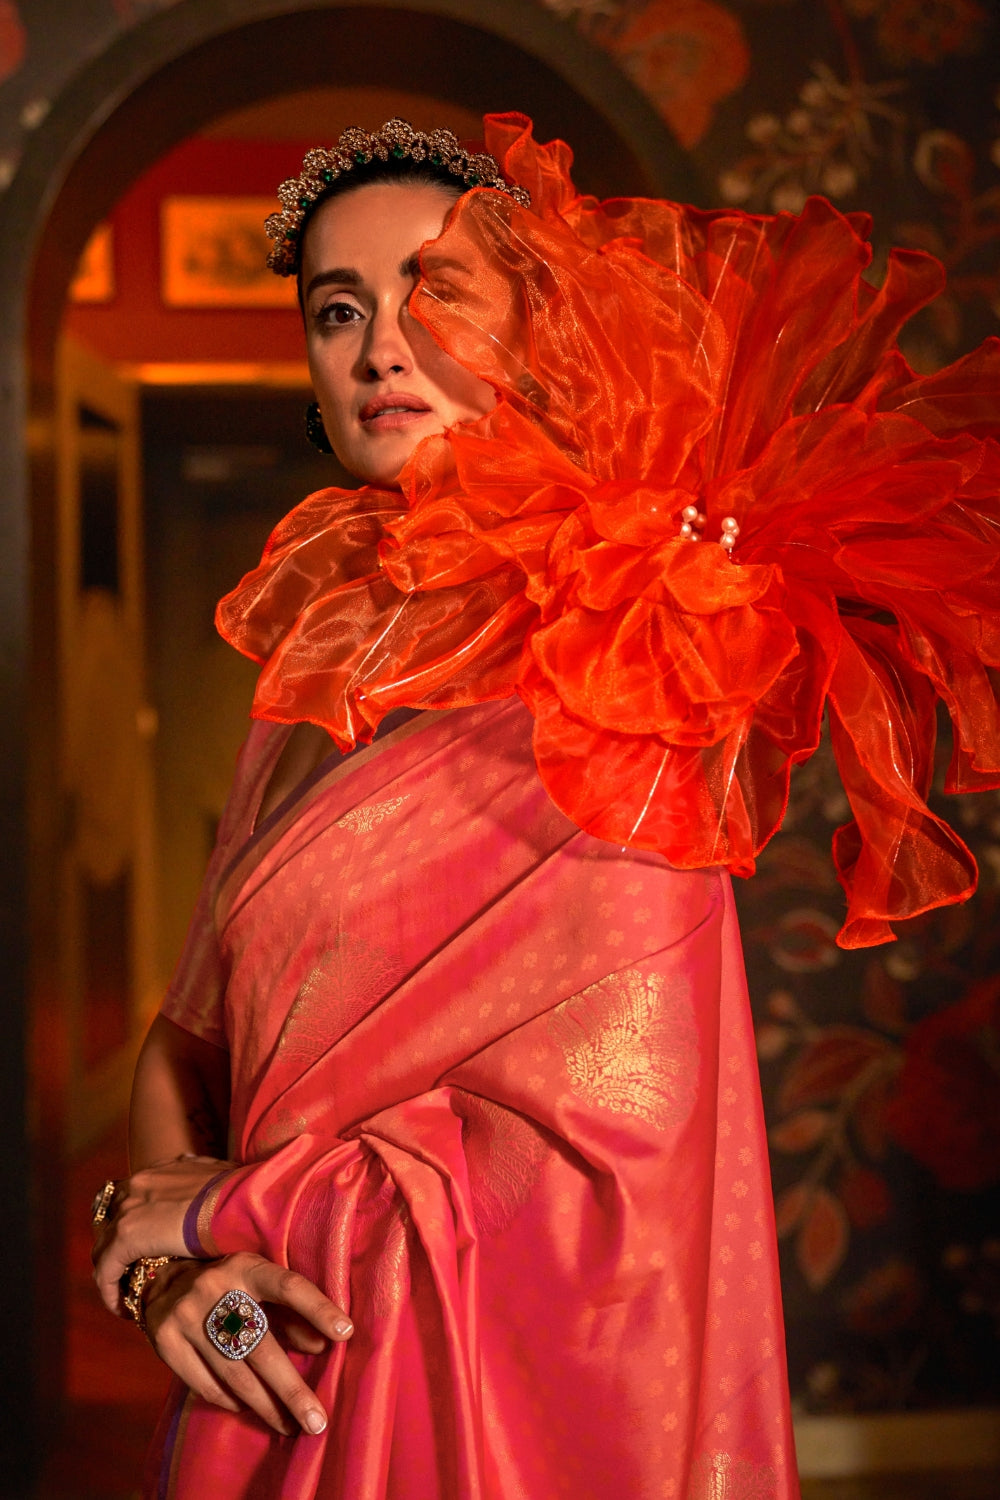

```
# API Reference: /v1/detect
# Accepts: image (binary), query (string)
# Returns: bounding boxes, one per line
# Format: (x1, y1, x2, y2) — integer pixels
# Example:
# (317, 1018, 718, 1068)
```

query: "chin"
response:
(352, 434, 435, 489)
(358, 451, 409, 488)
(345, 462, 406, 490)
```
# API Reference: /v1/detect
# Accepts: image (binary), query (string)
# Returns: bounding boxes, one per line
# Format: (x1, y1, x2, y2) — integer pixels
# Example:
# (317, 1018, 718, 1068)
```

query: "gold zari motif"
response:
(336, 796, 410, 836)
(457, 1093, 550, 1236)
(369, 1206, 411, 1318)
(688, 1452, 779, 1499)
(278, 935, 397, 1063)
(355, 1181, 412, 1319)
(550, 968, 698, 1131)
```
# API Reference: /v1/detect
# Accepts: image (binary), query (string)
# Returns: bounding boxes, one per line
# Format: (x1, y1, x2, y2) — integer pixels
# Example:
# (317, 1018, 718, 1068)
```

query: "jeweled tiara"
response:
(265, 117, 531, 276)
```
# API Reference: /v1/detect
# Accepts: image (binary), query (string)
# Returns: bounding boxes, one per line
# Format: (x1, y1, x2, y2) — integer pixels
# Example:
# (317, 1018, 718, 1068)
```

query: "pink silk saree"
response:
(151, 697, 799, 1499)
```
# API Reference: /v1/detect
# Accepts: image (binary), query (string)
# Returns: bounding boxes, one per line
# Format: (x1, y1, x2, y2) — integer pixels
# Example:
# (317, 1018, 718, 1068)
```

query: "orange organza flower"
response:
(217, 114, 1000, 948)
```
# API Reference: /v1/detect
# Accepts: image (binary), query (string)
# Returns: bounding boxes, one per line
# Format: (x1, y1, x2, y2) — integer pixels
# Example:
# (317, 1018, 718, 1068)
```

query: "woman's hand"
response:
(92, 1154, 233, 1313)
(142, 1253, 353, 1437)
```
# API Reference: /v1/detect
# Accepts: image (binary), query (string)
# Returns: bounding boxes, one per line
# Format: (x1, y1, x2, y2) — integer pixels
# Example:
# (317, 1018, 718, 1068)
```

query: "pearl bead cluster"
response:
(678, 505, 741, 553)
(679, 504, 706, 540)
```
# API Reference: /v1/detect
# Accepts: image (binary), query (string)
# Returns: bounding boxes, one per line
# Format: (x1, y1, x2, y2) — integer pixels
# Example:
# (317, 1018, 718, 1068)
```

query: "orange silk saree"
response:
(151, 697, 797, 1499)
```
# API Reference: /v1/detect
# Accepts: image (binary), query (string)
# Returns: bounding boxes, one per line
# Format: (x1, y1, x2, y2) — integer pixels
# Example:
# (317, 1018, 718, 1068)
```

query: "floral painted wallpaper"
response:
(2, 0, 999, 1415)
(552, 0, 1000, 371)
(738, 750, 1000, 1412)
(548, 0, 1000, 1410)
(553, 0, 1000, 1415)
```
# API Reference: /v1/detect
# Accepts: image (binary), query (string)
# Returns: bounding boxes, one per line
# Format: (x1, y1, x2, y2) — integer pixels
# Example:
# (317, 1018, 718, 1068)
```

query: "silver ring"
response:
(205, 1289, 268, 1360)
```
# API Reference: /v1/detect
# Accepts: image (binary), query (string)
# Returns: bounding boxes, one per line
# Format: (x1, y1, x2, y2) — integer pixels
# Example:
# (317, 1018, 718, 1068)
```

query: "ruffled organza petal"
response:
(217, 114, 1000, 947)
(827, 623, 977, 947)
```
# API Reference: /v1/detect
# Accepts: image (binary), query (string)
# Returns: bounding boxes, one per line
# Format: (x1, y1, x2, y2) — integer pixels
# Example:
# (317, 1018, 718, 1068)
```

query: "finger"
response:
(90, 1214, 118, 1265)
(90, 1221, 126, 1316)
(92, 1209, 190, 1312)
(93, 1244, 135, 1314)
(202, 1340, 301, 1437)
(168, 1284, 297, 1436)
(266, 1307, 327, 1355)
(240, 1334, 329, 1436)
(153, 1326, 243, 1415)
(247, 1262, 353, 1341)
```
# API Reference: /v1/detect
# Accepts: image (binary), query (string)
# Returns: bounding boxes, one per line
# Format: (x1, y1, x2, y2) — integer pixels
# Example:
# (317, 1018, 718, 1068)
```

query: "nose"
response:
(361, 299, 414, 381)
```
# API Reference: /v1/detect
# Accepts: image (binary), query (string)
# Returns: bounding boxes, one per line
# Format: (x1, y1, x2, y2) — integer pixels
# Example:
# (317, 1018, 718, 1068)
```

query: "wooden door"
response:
(54, 336, 159, 1155)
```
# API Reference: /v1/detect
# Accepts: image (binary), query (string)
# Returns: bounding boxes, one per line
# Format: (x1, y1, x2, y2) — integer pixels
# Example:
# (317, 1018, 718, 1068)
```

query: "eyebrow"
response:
(304, 252, 424, 301)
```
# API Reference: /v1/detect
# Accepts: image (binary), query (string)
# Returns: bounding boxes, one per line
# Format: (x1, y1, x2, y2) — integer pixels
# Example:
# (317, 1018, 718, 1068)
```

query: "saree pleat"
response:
(151, 698, 798, 1499)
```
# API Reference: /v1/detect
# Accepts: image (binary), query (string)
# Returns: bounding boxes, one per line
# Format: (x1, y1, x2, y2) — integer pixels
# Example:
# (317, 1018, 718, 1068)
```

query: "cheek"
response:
(410, 320, 493, 417)
(460, 368, 496, 417)
(308, 349, 351, 430)
(437, 355, 496, 420)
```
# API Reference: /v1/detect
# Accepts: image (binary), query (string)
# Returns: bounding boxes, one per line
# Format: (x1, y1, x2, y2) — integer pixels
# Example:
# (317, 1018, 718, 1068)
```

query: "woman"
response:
(93, 115, 1000, 1499)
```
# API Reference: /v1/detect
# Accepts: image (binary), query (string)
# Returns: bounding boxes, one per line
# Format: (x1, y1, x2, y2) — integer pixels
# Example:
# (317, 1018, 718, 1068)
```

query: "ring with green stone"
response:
(205, 1289, 268, 1361)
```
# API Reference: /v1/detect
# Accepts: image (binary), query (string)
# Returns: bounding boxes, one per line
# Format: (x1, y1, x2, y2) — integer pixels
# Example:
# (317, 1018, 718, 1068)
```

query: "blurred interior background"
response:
(0, 1, 997, 1496)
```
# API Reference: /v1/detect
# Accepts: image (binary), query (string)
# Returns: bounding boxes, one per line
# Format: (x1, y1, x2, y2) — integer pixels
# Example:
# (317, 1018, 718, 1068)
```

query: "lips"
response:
(359, 392, 433, 425)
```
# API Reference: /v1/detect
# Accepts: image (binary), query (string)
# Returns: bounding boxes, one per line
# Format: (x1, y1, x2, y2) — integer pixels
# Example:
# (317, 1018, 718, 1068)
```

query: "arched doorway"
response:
(1, 3, 691, 1489)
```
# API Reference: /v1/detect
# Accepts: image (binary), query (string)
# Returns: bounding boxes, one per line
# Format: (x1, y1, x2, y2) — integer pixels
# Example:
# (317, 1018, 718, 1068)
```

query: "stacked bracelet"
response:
(122, 1256, 176, 1336)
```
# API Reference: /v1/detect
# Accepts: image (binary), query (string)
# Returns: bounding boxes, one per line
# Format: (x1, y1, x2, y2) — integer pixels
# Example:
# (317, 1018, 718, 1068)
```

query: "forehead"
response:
(300, 180, 461, 274)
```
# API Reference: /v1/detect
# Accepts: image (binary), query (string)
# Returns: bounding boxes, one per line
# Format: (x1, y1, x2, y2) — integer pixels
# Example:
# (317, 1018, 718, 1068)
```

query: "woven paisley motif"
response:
(252, 1105, 309, 1153)
(549, 968, 698, 1132)
(368, 1206, 411, 1319)
(336, 795, 410, 836)
(354, 1177, 412, 1320)
(277, 933, 398, 1064)
(455, 1092, 551, 1236)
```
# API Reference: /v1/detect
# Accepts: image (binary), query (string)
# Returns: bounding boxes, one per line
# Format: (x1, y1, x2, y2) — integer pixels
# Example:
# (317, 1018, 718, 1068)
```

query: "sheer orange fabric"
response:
(217, 113, 1000, 948)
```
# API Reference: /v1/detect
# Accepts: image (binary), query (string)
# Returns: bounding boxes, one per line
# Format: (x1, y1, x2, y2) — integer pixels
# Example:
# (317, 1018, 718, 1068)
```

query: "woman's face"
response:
(300, 181, 495, 487)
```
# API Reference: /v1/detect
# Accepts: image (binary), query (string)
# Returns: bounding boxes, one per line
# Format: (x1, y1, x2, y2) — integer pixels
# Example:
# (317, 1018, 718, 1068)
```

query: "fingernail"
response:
(333, 1317, 353, 1338)
(304, 1410, 327, 1435)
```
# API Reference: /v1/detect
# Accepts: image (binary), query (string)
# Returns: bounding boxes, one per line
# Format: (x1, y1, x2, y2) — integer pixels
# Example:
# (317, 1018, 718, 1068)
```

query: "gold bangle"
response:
(122, 1256, 176, 1335)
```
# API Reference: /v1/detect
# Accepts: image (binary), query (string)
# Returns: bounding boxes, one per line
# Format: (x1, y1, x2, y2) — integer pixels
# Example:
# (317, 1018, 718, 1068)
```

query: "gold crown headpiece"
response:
(265, 117, 531, 276)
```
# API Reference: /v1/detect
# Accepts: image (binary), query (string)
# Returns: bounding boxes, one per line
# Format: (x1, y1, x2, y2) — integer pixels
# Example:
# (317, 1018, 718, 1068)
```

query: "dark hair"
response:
(295, 159, 464, 307)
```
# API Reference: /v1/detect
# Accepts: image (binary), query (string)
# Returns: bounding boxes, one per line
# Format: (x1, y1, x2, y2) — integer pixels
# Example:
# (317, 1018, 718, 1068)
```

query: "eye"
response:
(315, 299, 363, 331)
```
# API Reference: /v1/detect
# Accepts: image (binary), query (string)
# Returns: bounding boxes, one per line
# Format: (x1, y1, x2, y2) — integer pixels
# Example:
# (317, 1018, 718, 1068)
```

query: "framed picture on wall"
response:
(70, 222, 115, 303)
(161, 197, 296, 308)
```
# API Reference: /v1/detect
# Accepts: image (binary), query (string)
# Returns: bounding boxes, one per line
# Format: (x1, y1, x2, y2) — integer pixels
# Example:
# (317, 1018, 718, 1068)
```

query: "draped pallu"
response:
(150, 700, 797, 1500)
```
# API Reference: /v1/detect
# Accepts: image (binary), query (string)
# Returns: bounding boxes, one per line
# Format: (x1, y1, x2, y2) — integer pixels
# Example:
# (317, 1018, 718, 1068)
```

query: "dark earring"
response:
(305, 401, 334, 454)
